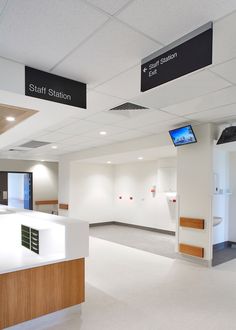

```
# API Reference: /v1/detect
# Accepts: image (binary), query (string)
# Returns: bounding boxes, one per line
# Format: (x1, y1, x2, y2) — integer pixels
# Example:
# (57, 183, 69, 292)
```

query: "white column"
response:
(177, 124, 215, 262)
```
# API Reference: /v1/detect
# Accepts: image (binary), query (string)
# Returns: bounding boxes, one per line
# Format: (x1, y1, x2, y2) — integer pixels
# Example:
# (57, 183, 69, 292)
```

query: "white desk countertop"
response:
(0, 205, 89, 275)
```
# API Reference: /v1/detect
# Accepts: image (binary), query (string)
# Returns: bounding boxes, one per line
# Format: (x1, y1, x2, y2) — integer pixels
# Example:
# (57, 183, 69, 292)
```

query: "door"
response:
(0, 171, 33, 210)
(0, 172, 8, 205)
(23, 173, 32, 210)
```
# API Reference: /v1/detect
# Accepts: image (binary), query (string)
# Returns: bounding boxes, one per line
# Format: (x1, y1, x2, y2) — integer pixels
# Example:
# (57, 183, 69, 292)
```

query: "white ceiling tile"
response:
(0, 0, 7, 14)
(111, 130, 151, 141)
(57, 120, 101, 135)
(35, 131, 71, 143)
(58, 135, 94, 146)
(162, 86, 236, 116)
(210, 58, 236, 84)
(186, 103, 236, 122)
(209, 115, 236, 124)
(95, 65, 141, 100)
(87, 91, 124, 113)
(53, 19, 161, 87)
(213, 11, 236, 65)
(134, 70, 230, 110)
(0, 0, 108, 70)
(55, 145, 89, 154)
(66, 91, 124, 120)
(85, 111, 128, 125)
(86, 0, 131, 15)
(44, 117, 80, 132)
(83, 124, 127, 138)
(113, 110, 177, 129)
(140, 118, 190, 134)
(30, 130, 52, 139)
(118, 0, 236, 44)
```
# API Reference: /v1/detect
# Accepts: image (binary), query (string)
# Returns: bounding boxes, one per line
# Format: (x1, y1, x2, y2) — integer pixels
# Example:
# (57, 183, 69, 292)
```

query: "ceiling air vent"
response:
(18, 140, 51, 148)
(109, 102, 148, 111)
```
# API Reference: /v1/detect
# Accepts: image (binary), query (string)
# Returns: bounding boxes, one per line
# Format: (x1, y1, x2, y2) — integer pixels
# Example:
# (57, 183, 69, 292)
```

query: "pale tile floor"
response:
(9, 237, 236, 330)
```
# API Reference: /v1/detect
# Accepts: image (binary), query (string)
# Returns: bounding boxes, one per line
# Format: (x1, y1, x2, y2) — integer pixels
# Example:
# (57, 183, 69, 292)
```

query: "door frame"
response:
(0, 171, 33, 210)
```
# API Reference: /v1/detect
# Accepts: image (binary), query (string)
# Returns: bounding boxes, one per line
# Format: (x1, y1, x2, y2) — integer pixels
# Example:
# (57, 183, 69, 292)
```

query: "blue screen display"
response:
(169, 125, 197, 146)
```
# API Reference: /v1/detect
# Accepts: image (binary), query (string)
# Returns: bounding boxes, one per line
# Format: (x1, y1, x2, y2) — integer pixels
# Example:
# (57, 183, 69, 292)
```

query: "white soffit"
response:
(0, 0, 108, 70)
(117, 0, 236, 44)
(133, 70, 231, 110)
(53, 19, 161, 87)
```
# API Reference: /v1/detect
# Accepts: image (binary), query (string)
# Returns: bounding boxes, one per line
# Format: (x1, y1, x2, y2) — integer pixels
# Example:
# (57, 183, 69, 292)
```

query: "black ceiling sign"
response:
(141, 22, 213, 92)
(25, 66, 86, 109)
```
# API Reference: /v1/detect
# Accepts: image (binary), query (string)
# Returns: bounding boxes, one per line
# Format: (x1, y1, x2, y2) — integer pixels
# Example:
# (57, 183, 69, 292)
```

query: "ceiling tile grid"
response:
(94, 65, 141, 100)
(213, 10, 236, 65)
(109, 109, 179, 130)
(52, 19, 161, 87)
(55, 120, 104, 136)
(117, 0, 236, 45)
(133, 70, 231, 110)
(185, 103, 236, 122)
(1, 1, 236, 161)
(161, 86, 236, 117)
(85, 0, 132, 15)
(0, 0, 109, 70)
(210, 58, 236, 84)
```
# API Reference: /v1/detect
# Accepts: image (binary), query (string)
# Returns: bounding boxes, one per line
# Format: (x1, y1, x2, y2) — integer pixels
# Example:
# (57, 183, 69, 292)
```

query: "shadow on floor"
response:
(213, 246, 236, 266)
(90, 224, 178, 260)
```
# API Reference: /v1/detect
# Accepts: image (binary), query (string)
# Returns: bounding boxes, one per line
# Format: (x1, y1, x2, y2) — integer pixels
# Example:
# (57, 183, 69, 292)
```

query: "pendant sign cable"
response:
(25, 66, 86, 109)
(141, 22, 213, 92)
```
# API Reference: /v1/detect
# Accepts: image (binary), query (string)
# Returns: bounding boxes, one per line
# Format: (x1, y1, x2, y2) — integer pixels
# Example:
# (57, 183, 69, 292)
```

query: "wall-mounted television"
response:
(169, 125, 197, 147)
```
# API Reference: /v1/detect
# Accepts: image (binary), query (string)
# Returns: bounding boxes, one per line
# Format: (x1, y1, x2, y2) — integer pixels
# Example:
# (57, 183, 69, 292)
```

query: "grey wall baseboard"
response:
(89, 221, 175, 236)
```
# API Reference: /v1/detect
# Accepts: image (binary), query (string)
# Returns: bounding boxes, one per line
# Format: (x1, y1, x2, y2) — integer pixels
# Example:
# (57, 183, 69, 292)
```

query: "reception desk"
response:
(0, 205, 89, 329)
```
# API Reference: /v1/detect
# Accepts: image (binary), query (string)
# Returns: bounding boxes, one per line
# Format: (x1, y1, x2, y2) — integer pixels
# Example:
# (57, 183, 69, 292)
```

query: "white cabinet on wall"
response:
(158, 167, 177, 193)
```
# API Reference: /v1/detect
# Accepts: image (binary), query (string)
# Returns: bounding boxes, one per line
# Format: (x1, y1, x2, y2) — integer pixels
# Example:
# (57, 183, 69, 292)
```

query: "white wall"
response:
(212, 149, 229, 244)
(64, 158, 177, 232)
(0, 159, 58, 211)
(68, 162, 114, 223)
(229, 152, 236, 241)
(113, 159, 177, 231)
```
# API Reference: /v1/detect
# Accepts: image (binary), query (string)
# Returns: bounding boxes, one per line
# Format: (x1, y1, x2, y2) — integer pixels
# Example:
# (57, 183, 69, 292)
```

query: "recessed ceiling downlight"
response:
(6, 116, 15, 122)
